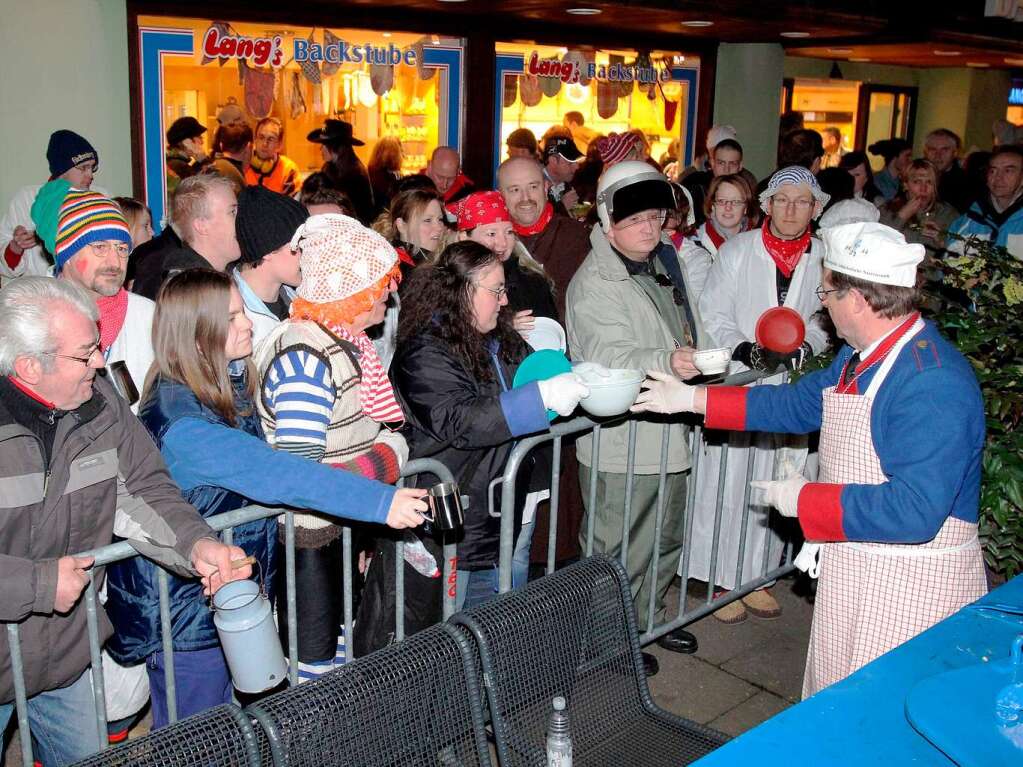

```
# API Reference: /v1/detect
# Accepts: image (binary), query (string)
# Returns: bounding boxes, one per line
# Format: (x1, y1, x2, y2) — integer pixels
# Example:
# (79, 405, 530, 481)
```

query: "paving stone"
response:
(646, 650, 758, 725)
(708, 690, 792, 737)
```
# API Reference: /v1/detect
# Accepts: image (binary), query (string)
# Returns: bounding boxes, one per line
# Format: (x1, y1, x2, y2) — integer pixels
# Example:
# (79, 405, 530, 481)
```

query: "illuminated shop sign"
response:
(526, 51, 675, 84)
(202, 27, 419, 68)
(1010, 84, 1023, 106)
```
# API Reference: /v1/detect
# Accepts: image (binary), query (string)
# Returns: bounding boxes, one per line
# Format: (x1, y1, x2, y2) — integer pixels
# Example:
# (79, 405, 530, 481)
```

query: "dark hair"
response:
(990, 143, 1023, 164)
(564, 111, 584, 126)
(299, 175, 355, 216)
(837, 150, 882, 201)
(393, 173, 439, 194)
(779, 110, 805, 137)
(827, 268, 920, 319)
(868, 138, 912, 164)
(778, 129, 824, 168)
(713, 138, 743, 158)
(816, 168, 855, 209)
(397, 241, 525, 382)
(218, 123, 253, 155)
(704, 173, 754, 220)
(254, 117, 283, 141)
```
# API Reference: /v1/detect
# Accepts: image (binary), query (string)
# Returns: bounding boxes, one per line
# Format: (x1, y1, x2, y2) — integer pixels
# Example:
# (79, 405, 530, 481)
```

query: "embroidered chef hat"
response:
(758, 166, 830, 218)
(30, 179, 131, 274)
(289, 214, 400, 322)
(822, 222, 925, 288)
(705, 124, 737, 152)
(448, 191, 511, 232)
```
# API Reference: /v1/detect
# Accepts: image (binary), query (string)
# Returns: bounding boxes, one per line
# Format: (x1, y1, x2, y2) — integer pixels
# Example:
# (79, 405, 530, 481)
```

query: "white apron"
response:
(802, 320, 988, 698)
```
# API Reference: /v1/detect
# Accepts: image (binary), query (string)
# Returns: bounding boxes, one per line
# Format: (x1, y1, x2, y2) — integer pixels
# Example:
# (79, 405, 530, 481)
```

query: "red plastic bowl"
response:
(755, 307, 806, 353)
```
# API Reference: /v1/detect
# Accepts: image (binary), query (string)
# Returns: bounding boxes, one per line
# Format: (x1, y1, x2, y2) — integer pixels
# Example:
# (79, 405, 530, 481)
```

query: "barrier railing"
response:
(4, 369, 801, 764)
(3, 458, 454, 766)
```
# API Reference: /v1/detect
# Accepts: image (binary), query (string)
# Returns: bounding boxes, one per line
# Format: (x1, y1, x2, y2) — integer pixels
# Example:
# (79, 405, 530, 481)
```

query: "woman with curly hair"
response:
(385, 241, 588, 615)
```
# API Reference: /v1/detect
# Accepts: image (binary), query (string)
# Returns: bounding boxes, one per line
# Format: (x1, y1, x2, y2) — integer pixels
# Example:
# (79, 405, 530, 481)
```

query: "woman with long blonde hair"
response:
(104, 269, 426, 727)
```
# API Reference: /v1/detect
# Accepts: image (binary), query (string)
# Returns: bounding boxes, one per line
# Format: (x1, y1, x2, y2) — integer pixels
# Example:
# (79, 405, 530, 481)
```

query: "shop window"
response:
(789, 78, 859, 162)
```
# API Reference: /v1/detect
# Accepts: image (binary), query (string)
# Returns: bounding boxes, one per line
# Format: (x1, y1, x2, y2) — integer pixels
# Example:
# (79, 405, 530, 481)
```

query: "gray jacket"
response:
(0, 376, 213, 703)
(566, 228, 704, 474)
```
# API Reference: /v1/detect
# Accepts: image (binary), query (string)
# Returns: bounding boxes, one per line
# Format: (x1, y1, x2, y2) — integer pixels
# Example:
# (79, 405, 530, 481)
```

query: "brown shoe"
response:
(742, 588, 782, 620)
(711, 591, 748, 624)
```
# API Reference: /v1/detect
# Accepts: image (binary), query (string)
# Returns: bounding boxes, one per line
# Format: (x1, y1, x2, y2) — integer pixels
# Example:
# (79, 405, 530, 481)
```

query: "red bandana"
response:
(703, 220, 727, 250)
(761, 219, 811, 278)
(512, 201, 554, 237)
(447, 191, 511, 231)
(96, 288, 129, 353)
(837, 313, 921, 395)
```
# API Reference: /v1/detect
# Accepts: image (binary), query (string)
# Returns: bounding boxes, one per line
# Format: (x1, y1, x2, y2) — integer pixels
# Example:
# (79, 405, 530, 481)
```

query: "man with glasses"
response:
(0, 276, 251, 764)
(245, 117, 300, 197)
(566, 160, 704, 675)
(687, 166, 831, 625)
(634, 222, 986, 697)
(31, 180, 155, 413)
(2, 130, 107, 288)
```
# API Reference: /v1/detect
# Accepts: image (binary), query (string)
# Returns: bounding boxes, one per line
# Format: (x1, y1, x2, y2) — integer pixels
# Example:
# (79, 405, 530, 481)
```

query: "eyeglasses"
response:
(815, 284, 841, 302)
(617, 210, 667, 229)
(86, 242, 130, 259)
(256, 134, 280, 144)
(475, 283, 507, 298)
(48, 343, 102, 366)
(713, 198, 745, 209)
(772, 196, 813, 210)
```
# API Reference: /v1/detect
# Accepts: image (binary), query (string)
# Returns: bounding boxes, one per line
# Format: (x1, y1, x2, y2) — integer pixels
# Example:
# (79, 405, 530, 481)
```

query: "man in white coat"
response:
(689, 166, 831, 623)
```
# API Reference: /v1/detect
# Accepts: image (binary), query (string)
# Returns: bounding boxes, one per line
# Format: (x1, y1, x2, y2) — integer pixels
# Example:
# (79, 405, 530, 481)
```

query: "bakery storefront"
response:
(493, 43, 701, 176)
(136, 15, 465, 228)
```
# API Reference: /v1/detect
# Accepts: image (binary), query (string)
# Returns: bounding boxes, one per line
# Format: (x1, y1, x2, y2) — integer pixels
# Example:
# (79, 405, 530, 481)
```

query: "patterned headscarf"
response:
(448, 191, 511, 232)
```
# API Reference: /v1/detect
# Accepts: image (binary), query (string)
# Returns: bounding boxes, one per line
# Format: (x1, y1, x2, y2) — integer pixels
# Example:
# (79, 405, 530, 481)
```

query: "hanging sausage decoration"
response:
(299, 31, 321, 84)
(597, 78, 618, 119)
(503, 73, 518, 108)
(322, 29, 342, 77)
(520, 73, 543, 107)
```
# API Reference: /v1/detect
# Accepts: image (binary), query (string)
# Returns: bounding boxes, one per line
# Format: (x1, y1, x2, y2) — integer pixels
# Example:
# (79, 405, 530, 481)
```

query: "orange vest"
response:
(244, 154, 300, 196)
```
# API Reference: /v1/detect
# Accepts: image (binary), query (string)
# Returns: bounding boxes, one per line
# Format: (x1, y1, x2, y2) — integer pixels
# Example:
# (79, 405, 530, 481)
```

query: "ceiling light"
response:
(566, 7, 601, 14)
(848, 57, 871, 62)
(1006, 57, 1023, 65)
(933, 49, 962, 56)
(382, 32, 392, 37)
(967, 62, 990, 68)
(827, 48, 853, 54)
(780, 31, 811, 38)
(681, 20, 714, 27)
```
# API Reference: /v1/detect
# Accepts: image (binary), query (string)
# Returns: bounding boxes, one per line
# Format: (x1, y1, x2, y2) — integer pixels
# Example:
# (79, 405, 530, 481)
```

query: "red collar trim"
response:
(512, 202, 554, 237)
(7, 376, 57, 409)
(704, 220, 726, 249)
(836, 313, 921, 395)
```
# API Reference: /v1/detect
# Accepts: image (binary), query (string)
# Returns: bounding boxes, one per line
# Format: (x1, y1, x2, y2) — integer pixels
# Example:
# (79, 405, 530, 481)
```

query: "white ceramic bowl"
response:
(576, 367, 645, 417)
(693, 347, 731, 376)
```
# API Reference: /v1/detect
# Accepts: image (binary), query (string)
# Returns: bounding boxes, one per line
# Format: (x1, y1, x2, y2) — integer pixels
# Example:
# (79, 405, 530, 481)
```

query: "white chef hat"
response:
(822, 222, 925, 288)
(706, 124, 737, 152)
(818, 198, 880, 229)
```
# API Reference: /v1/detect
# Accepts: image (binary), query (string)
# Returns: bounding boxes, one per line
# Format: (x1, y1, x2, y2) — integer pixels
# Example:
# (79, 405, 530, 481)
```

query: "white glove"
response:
(750, 460, 807, 518)
(794, 543, 822, 578)
(537, 373, 590, 417)
(630, 370, 696, 414)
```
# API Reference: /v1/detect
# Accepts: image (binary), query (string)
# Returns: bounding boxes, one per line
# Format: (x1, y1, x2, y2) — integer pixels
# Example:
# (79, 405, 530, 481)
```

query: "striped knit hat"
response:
(30, 179, 131, 274)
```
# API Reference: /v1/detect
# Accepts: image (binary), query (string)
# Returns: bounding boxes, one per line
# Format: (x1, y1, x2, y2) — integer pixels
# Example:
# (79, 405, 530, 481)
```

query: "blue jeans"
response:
(147, 646, 232, 729)
(0, 668, 102, 766)
(454, 567, 500, 610)
(512, 515, 536, 589)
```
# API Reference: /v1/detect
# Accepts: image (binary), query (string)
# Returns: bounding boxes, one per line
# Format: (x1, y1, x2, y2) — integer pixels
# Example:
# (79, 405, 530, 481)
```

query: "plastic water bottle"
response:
(546, 696, 573, 767)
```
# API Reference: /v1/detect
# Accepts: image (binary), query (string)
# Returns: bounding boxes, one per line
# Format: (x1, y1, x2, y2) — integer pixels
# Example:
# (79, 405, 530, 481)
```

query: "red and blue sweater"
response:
(705, 320, 984, 544)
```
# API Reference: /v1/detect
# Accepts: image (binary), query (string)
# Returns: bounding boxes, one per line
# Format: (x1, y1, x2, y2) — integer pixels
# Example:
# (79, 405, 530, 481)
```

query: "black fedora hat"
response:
(307, 119, 365, 146)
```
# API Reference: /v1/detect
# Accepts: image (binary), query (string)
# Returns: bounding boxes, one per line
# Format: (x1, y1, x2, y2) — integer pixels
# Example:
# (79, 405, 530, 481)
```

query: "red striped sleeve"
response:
(704, 386, 748, 431)
(797, 483, 847, 541)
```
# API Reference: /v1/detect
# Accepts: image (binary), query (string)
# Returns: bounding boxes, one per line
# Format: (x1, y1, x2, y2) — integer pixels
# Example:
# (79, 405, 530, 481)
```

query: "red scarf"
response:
(703, 220, 726, 250)
(512, 201, 554, 237)
(96, 288, 129, 353)
(761, 220, 811, 278)
(394, 245, 416, 267)
(837, 313, 921, 395)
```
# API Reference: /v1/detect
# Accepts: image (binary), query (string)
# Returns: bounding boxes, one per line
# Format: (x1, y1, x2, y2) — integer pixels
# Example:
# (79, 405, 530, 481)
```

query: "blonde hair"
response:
(147, 270, 254, 425)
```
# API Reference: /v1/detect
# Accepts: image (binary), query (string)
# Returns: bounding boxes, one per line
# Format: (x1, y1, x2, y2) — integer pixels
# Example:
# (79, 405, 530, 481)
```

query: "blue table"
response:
(695, 576, 1023, 765)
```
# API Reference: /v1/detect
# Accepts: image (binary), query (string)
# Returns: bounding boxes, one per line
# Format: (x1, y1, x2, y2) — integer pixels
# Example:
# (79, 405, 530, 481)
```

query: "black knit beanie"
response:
(235, 185, 308, 264)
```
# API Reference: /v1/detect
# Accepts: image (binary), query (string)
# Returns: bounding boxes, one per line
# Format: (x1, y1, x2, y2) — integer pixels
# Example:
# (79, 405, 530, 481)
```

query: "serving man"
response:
(566, 161, 703, 673)
(633, 221, 987, 697)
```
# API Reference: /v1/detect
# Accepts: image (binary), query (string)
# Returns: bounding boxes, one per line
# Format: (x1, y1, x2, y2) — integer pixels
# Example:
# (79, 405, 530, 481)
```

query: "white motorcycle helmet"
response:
(595, 160, 677, 232)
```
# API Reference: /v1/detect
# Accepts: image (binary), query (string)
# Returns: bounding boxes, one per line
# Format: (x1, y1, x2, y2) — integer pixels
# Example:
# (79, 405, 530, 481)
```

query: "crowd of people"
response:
(0, 106, 1020, 764)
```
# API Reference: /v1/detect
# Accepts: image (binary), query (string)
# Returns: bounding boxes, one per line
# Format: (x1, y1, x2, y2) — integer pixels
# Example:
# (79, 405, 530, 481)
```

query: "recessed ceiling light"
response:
(848, 57, 871, 62)
(566, 7, 601, 14)
(967, 62, 990, 68)
(933, 49, 962, 56)
(1004, 57, 1023, 65)
(382, 32, 392, 37)
(827, 48, 853, 54)
(780, 31, 811, 38)
(681, 20, 714, 27)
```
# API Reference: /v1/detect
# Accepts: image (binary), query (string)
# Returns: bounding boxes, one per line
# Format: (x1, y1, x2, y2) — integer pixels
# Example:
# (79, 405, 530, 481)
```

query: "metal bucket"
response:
(212, 571, 288, 693)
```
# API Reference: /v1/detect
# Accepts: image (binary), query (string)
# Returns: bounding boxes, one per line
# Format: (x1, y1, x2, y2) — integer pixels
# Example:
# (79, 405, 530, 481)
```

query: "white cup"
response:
(693, 347, 731, 376)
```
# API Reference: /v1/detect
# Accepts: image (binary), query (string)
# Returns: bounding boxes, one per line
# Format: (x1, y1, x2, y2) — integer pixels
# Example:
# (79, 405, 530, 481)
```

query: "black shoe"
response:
(656, 627, 698, 654)
(641, 651, 660, 677)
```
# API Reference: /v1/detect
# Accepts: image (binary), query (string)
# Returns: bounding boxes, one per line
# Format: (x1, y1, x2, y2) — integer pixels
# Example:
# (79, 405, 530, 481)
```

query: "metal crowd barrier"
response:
(4, 369, 801, 764)
(3, 458, 455, 766)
